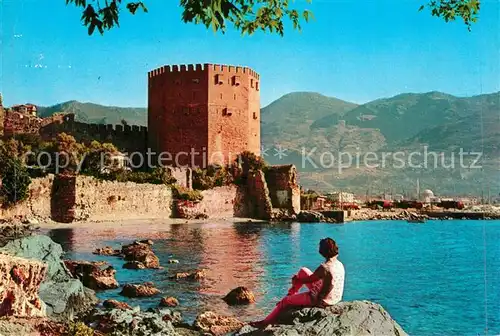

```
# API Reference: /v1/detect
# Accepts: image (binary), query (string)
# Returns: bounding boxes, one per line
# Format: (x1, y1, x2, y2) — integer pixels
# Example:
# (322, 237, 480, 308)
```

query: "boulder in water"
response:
(121, 241, 160, 269)
(93, 246, 121, 256)
(123, 261, 147, 270)
(160, 297, 179, 307)
(64, 260, 119, 290)
(120, 282, 161, 298)
(103, 299, 132, 310)
(222, 287, 256, 305)
(169, 269, 207, 281)
(297, 211, 325, 223)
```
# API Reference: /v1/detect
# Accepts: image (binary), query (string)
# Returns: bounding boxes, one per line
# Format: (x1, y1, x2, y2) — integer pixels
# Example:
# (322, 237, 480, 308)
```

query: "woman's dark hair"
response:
(319, 238, 338, 259)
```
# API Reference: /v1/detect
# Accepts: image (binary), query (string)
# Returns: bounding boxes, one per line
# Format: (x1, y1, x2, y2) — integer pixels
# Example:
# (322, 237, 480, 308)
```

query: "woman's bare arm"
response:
(296, 265, 327, 284)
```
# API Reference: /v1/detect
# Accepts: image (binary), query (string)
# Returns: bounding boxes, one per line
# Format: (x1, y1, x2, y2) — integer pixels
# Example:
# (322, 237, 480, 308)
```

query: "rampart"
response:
(40, 114, 147, 153)
(1, 175, 172, 223)
(1, 111, 147, 154)
(148, 63, 260, 80)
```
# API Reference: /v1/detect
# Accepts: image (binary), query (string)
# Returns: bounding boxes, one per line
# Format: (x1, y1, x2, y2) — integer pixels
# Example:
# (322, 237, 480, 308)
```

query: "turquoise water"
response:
(45, 220, 500, 335)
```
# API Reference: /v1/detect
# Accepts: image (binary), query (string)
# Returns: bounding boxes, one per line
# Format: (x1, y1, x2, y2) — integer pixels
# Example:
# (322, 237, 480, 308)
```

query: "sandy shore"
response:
(37, 216, 264, 229)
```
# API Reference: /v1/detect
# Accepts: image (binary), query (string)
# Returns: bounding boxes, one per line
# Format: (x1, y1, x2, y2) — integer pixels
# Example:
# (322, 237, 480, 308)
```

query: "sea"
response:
(44, 219, 500, 336)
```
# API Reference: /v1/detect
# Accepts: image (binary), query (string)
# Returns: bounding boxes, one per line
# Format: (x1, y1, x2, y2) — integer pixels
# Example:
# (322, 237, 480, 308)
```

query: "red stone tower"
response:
(148, 64, 260, 168)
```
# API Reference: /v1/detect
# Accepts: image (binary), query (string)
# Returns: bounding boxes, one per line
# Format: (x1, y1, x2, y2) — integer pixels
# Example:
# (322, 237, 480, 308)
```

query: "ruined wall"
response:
(50, 174, 76, 223)
(246, 170, 273, 220)
(71, 176, 172, 222)
(148, 63, 260, 168)
(167, 167, 192, 189)
(174, 185, 238, 219)
(0, 175, 54, 221)
(1, 175, 172, 223)
(265, 165, 301, 215)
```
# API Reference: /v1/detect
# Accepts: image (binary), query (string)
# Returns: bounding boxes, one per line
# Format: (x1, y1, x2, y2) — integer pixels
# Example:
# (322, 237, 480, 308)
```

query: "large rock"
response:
(194, 311, 245, 335)
(0, 235, 98, 320)
(93, 246, 121, 256)
(297, 211, 325, 223)
(87, 306, 183, 336)
(120, 282, 161, 298)
(0, 223, 37, 247)
(0, 317, 67, 336)
(237, 301, 408, 336)
(0, 254, 47, 317)
(169, 269, 207, 281)
(121, 241, 161, 269)
(123, 261, 147, 270)
(223, 287, 256, 305)
(64, 260, 119, 290)
(103, 299, 132, 310)
(160, 297, 179, 307)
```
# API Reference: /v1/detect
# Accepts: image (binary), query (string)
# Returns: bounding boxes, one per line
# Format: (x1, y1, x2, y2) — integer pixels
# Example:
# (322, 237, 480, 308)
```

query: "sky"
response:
(1, 0, 499, 108)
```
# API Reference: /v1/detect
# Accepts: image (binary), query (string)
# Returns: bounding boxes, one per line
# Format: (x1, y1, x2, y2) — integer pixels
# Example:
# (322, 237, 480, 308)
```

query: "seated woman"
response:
(251, 238, 345, 328)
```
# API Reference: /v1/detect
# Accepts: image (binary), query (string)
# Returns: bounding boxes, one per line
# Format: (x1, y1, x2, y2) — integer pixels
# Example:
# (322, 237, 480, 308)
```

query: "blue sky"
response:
(1, 0, 499, 108)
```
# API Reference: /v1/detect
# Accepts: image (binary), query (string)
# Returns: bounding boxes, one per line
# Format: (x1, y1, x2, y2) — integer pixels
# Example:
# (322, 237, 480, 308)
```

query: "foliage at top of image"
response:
(65, 0, 480, 36)
(420, 0, 480, 31)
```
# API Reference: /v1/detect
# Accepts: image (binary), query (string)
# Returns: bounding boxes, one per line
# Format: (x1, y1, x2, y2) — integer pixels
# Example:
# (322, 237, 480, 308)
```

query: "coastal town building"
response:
(11, 103, 38, 117)
(147, 64, 261, 168)
(327, 192, 355, 204)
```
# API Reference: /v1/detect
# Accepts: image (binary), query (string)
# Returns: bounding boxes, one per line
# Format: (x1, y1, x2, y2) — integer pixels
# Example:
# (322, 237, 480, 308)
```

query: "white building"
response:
(327, 192, 355, 204)
(393, 194, 404, 202)
(422, 189, 434, 203)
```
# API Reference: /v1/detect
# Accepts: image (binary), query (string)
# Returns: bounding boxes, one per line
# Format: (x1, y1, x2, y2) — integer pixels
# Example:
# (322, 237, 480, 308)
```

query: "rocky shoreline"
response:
(296, 209, 500, 223)
(0, 228, 409, 336)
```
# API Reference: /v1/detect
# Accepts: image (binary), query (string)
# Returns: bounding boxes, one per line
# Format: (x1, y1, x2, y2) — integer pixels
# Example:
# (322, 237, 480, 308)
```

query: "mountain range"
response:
(34, 91, 500, 196)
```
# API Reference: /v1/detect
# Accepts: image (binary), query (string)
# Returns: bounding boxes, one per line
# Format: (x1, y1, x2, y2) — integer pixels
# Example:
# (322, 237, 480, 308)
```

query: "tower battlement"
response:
(148, 63, 260, 80)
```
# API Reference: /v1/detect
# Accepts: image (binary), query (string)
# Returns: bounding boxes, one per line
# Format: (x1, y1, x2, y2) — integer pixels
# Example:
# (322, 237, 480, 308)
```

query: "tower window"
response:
(215, 74, 224, 85)
(192, 78, 200, 84)
(223, 108, 232, 116)
(220, 93, 223, 99)
(234, 94, 236, 100)
(256, 81, 259, 91)
(253, 112, 258, 120)
(250, 79, 254, 88)
(174, 79, 182, 85)
(232, 76, 241, 86)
